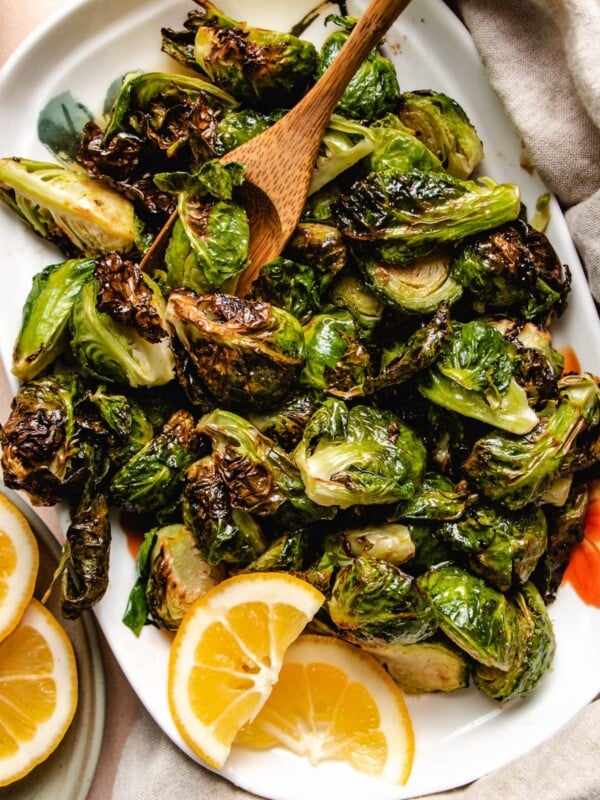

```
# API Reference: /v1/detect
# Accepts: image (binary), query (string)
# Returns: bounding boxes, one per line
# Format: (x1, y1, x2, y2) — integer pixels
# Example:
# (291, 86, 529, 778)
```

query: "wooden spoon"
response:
(140, 0, 412, 295)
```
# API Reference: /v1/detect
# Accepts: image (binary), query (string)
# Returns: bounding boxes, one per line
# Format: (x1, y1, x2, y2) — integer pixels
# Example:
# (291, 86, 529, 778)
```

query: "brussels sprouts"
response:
(450, 219, 570, 321)
(309, 115, 381, 195)
(365, 636, 470, 694)
(70, 255, 176, 387)
(242, 530, 311, 574)
(123, 523, 225, 634)
(161, 0, 317, 109)
(328, 557, 438, 646)
(473, 582, 555, 700)
(183, 456, 267, 566)
(166, 290, 304, 410)
(417, 564, 519, 669)
(438, 504, 548, 591)
(335, 169, 521, 270)
(211, 107, 286, 156)
(293, 398, 427, 509)
(338, 523, 416, 566)
(300, 310, 371, 399)
(365, 115, 445, 176)
(463, 373, 600, 510)
(0, 157, 146, 256)
(417, 319, 539, 434)
(397, 90, 483, 179)
(316, 15, 400, 122)
(248, 393, 317, 451)
(155, 160, 249, 293)
(395, 470, 476, 522)
(404, 523, 455, 575)
(366, 303, 452, 392)
(12, 257, 96, 381)
(198, 408, 335, 525)
(86, 386, 154, 466)
(328, 269, 385, 338)
(110, 409, 207, 514)
(0, 373, 87, 505)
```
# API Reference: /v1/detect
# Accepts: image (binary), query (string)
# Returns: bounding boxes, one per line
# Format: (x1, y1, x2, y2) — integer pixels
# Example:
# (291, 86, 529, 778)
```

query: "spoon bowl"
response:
(140, 0, 412, 293)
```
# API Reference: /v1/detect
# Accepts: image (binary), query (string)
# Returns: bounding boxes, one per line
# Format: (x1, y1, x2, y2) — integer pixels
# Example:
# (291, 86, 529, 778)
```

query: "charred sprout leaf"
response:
(145, 524, 225, 631)
(161, 0, 317, 109)
(247, 393, 317, 451)
(242, 530, 310, 574)
(364, 635, 470, 694)
(86, 386, 154, 467)
(417, 564, 520, 669)
(329, 269, 385, 338)
(110, 410, 208, 514)
(0, 373, 88, 505)
(300, 310, 371, 399)
(535, 479, 588, 601)
(397, 90, 483, 179)
(183, 456, 267, 566)
(395, 470, 476, 522)
(0, 157, 146, 257)
(450, 218, 570, 321)
(317, 15, 400, 122)
(122, 528, 157, 636)
(166, 290, 304, 410)
(293, 398, 427, 509)
(335, 169, 521, 270)
(69, 256, 176, 388)
(438, 504, 548, 591)
(328, 556, 438, 646)
(473, 582, 555, 700)
(417, 319, 539, 434)
(366, 303, 452, 392)
(358, 249, 464, 315)
(198, 408, 335, 526)
(156, 159, 249, 293)
(463, 373, 600, 510)
(12, 257, 96, 381)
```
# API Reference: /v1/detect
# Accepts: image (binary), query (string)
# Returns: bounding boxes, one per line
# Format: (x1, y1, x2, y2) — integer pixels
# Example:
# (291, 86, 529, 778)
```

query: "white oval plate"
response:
(0, 1, 599, 798)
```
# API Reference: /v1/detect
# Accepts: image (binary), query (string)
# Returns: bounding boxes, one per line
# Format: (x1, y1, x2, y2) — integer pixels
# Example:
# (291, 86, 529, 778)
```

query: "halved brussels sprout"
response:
(248, 393, 317, 451)
(0, 157, 146, 256)
(293, 398, 427, 509)
(329, 269, 385, 338)
(397, 90, 483, 179)
(166, 290, 304, 410)
(417, 564, 519, 670)
(86, 386, 154, 467)
(328, 556, 438, 646)
(161, 0, 317, 109)
(242, 530, 310, 574)
(395, 470, 475, 522)
(12, 257, 96, 381)
(417, 319, 539, 434)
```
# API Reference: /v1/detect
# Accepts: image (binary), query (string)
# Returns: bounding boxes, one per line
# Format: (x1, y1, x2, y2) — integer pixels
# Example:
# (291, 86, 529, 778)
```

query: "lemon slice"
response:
(0, 494, 39, 642)
(0, 597, 78, 786)
(237, 634, 415, 785)
(168, 572, 324, 770)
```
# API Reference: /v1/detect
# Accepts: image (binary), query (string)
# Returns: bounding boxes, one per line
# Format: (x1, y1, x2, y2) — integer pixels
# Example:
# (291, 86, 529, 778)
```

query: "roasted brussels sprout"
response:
(0, 373, 87, 505)
(110, 409, 207, 514)
(450, 218, 570, 321)
(418, 564, 519, 670)
(394, 470, 475, 522)
(473, 582, 555, 700)
(438, 504, 548, 591)
(247, 393, 317, 451)
(463, 373, 600, 509)
(316, 15, 400, 122)
(199, 408, 335, 526)
(0, 157, 146, 256)
(335, 168, 521, 270)
(70, 254, 176, 388)
(209, 108, 286, 156)
(155, 160, 249, 293)
(166, 290, 304, 410)
(293, 398, 427, 509)
(327, 556, 438, 646)
(309, 115, 380, 195)
(328, 269, 385, 338)
(161, 0, 317, 109)
(365, 635, 470, 694)
(417, 319, 539, 434)
(183, 455, 267, 566)
(123, 523, 225, 634)
(12, 257, 96, 381)
(242, 530, 311, 575)
(86, 386, 154, 466)
(397, 90, 483, 179)
(300, 310, 371, 399)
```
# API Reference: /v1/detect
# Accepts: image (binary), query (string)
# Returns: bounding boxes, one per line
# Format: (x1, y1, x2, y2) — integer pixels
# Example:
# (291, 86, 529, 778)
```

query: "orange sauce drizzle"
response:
(564, 480, 600, 607)
(558, 346, 581, 376)
(120, 511, 152, 560)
